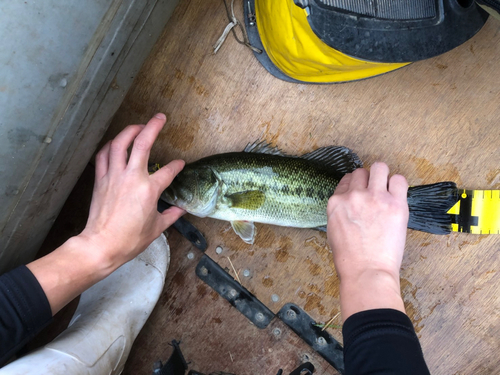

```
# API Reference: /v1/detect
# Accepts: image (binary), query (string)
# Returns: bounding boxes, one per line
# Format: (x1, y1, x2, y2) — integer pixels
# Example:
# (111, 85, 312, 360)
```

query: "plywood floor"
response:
(44, 1, 500, 374)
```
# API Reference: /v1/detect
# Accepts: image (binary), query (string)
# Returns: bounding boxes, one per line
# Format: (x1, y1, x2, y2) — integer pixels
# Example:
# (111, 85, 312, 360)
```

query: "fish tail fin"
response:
(407, 182, 459, 234)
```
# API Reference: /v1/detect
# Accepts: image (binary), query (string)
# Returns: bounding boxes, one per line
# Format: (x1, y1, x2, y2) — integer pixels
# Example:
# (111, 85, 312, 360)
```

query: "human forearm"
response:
(339, 268, 405, 321)
(342, 308, 430, 375)
(26, 235, 116, 315)
(0, 266, 52, 365)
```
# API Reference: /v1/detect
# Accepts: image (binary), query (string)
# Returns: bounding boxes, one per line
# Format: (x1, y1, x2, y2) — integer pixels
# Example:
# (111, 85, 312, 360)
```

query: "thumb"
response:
(152, 159, 185, 189)
(159, 206, 186, 230)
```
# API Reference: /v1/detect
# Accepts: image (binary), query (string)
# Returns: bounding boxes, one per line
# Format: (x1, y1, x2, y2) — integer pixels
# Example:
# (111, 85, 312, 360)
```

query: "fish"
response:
(160, 141, 459, 244)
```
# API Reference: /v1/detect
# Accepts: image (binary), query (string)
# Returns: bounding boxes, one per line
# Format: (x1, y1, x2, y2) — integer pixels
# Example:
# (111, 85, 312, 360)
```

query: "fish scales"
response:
(161, 141, 459, 243)
(186, 152, 342, 228)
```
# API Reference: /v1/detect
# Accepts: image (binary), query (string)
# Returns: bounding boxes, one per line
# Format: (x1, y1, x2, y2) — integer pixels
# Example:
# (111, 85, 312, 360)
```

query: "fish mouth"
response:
(161, 188, 174, 203)
(165, 184, 218, 218)
(161, 186, 185, 206)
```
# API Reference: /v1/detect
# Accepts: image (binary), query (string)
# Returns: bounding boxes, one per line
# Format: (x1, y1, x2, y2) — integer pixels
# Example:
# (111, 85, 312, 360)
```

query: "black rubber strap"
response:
(153, 341, 188, 375)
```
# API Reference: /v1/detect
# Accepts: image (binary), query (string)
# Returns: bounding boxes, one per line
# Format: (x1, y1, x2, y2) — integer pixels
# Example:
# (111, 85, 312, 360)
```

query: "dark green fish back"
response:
(191, 152, 347, 227)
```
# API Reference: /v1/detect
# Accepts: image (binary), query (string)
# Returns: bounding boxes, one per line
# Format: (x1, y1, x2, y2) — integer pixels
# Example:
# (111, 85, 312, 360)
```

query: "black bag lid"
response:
(295, 0, 489, 62)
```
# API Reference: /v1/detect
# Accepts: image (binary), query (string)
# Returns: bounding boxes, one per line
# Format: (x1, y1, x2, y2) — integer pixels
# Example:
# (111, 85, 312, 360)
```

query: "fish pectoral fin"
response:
(231, 221, 256, 244)
(300, 146, 363, 174)
(227, 190, 266, 210)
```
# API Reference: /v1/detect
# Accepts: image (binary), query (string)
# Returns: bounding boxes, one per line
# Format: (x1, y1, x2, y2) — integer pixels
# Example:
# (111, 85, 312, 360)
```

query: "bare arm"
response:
(26, 113, 185, 315)
(326, 162, 409, 321)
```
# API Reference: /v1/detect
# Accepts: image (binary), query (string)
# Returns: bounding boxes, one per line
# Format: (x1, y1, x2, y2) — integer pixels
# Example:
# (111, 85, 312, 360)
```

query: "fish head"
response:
(161, 165, 219, 217)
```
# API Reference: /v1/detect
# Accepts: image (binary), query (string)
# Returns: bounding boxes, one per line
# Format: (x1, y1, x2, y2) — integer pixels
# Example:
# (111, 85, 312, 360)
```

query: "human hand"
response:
(27, 114, 185, 315)
(326, 162, 409, 320)
(79, 113, 185, 270)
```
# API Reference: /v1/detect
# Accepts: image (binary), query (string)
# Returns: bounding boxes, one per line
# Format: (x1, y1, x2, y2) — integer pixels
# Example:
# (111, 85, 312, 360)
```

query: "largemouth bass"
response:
(161, 141, 458, 244)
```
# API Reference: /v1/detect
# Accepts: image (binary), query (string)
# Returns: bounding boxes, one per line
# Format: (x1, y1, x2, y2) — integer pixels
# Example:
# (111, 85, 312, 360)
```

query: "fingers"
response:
(151, 159, 185, 188)
(335, 163, 407, 199)
(95, 141, 111, 180)
(367, 162, 408, 199)
(388, 174, 409, 200)
(334, 173, 352, 195)
(108, 125, 144, 172)
(128, 113, 167, 170)
(159, 206, 186, 229)
(349, 168, 369, 190)
(368, 162, 390, 191)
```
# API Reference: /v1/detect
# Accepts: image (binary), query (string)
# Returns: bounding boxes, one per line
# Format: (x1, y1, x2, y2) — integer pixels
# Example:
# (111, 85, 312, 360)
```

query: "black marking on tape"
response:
(450, 189, 479, 233)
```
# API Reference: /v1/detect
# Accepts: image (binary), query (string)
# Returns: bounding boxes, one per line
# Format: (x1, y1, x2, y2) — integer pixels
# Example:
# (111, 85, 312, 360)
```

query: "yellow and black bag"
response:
(244, 0, 489, 83)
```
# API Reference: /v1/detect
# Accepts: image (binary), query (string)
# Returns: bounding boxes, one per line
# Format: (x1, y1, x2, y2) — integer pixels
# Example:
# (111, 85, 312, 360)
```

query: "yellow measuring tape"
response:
(447, 190, 500, 234)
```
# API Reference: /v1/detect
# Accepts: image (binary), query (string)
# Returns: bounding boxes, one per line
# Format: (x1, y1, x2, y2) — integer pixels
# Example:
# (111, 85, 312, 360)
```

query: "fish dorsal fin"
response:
(227, 190, 266, 210)
(300, 146, 363, 174)
(244, 140, 286, 156)
(231, 220, 256, 244)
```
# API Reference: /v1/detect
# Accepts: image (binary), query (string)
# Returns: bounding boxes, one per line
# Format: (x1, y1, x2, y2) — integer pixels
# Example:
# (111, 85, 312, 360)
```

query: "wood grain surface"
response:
(100, 0, 500, 373)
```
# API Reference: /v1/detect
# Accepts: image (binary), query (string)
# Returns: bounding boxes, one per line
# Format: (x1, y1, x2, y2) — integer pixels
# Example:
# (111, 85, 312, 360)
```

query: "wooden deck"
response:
(43, 0, 500, 373)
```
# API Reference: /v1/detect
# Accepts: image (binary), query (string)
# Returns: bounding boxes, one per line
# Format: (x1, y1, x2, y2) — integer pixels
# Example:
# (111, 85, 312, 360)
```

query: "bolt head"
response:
(317, 336, 327, 346)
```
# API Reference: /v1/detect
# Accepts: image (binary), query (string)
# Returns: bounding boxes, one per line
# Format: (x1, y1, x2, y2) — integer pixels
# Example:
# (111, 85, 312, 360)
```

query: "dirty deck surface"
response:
(42, 0, 500, 374)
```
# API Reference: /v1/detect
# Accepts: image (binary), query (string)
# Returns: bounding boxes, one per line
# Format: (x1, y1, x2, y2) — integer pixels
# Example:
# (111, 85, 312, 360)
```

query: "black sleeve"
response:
(0, 265, 53, 366)
(342, 308, 431, 375)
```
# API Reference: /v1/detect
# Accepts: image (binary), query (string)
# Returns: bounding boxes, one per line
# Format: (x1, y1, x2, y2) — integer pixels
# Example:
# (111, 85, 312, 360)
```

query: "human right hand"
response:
(326, 162, 409, 320)
(28, 113, 185, 315)
(80, 113, 185, 270)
